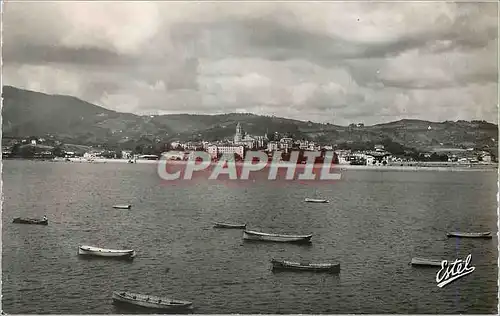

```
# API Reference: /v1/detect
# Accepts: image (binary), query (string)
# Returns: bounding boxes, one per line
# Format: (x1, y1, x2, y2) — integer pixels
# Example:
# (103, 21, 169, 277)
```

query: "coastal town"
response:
(2, 122, 497, 167)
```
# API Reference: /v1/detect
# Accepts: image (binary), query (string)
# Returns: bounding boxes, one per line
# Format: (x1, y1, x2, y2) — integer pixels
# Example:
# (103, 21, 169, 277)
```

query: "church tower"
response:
(234, 122, 242, 144)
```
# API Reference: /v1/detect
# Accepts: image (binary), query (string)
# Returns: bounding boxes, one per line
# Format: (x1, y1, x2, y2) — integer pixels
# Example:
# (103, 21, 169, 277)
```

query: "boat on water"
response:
(112, 291, 193, 310)
(113, 204, 132, 209)
(12, 217, 48, 225)
(447, 231, 493, 238)
(304, 198, 329, 203)
(243, 230, 312, 243)
(213, 222, 246, 229)
(78, 245, 136, 259)
(410, 257, 443, 267)
(271, 259, 340, 273)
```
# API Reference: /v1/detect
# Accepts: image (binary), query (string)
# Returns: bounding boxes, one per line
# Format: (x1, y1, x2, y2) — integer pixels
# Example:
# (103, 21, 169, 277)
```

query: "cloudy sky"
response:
(3, 1, 498, 125)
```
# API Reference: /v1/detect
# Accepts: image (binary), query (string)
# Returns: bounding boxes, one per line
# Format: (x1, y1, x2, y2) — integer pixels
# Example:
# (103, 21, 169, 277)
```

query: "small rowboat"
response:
(113, 204, 132, 209)
(271, 259, 340, 273)
(213, 222, 246, 229)
(243, 230, 312, 243)
(13, 217, 48, 225)
(447, 231, 493, 239)
(112, 291, 193, 310)
(78, 245, 136, 259)
(411, 257, 443, 267)
(304, 198, 329, 203)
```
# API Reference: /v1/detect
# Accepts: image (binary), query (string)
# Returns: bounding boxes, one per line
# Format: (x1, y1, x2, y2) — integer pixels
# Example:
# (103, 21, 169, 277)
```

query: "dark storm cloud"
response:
(2, 45, 137, 66)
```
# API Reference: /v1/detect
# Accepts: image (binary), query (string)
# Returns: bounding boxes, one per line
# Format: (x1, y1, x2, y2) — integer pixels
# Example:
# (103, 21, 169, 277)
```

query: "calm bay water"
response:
(2, 160, 498, 314)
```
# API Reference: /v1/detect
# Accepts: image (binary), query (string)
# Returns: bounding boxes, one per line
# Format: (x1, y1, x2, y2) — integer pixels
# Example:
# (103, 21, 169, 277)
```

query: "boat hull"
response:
(243, 230, 312, 243)
(271, 260, 340, 273)
(213, 223, 246, 229)
(112, 291, 193, 311)
(12, 218, 48, 225)
(304, 199, 329, 203)
(78, 246, 136, 259)
(411, 257, 443, 266)
(113, 205, 131, 209)
(447, 232, 493, 239)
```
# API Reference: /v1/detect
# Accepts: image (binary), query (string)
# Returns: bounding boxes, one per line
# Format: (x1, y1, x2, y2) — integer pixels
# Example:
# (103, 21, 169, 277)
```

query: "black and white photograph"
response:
(1, 1, 498, 314)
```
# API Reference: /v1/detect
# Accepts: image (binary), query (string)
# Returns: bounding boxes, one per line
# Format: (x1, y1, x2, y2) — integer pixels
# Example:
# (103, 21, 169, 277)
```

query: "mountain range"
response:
(2, 86, 498, 153)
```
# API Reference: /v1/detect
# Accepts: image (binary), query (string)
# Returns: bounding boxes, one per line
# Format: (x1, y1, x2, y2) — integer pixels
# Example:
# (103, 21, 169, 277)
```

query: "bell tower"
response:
(234, 122, 242, 144)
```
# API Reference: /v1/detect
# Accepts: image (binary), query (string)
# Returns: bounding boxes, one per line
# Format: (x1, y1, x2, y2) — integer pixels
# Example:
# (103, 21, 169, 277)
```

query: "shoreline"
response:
(24, 157, 498, 172)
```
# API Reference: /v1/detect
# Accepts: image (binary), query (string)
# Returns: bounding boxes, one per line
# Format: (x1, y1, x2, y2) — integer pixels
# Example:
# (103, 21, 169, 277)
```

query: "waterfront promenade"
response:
(53, 157, 498, 172)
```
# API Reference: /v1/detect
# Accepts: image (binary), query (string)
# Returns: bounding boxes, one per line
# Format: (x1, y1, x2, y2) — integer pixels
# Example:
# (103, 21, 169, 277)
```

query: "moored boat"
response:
(447, 231, 493, 238)
(410, 257, 443, 267)
(13, 217, 48, 225)
(271, 259, 340, 273)
(304, 198, 329, 203)
(78, 245, 136, 259)
(243, 230, 312, 243)
(112, 291, 193, 310)
(113, 204, 132, 209)
(213, 222, 246, 229)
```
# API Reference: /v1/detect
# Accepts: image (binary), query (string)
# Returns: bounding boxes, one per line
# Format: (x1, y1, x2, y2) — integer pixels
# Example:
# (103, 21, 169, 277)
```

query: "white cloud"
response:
(2, 1, 497, 125)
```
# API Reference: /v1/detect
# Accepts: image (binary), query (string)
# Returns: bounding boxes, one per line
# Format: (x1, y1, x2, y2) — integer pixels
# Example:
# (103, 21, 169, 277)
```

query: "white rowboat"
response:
(304, 198, 329, 203)
(112, 291, 193, 310)
(447, 231, 493, 238)
(411, 257, 443, 267)
(243, 230, 312, 243)
(78, 245, 136, 259)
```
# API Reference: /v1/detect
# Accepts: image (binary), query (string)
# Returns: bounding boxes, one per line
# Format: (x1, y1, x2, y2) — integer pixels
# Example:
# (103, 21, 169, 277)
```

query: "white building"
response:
(161, 151, 185, 160)
(83, 152, 96, 160)
(482, 154, 492, 162)
(254, 136, 266, 149)
(307, 142, 320, 151)
(267, 141, 279, 152)
(279, 138, 294, 151)
(170, 141, 182, 149)
(219, 145, 245, 158)
(207, 145, 244, 159)
(365, 155, 375, 165)
(335, 150, 351, 165)
(121, 150, 133, 159)
(182, 142, 201, 150)
(207, 145, 218, 158)
(374, 144, 385, 152)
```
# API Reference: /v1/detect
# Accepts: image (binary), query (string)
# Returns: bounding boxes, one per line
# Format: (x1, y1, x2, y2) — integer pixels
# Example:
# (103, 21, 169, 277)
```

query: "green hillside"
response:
(2, 86, 498, 152)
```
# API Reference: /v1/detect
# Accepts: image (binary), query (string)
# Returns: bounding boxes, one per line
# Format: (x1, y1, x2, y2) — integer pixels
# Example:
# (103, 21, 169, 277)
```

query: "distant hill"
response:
(2, 86, 498, 152)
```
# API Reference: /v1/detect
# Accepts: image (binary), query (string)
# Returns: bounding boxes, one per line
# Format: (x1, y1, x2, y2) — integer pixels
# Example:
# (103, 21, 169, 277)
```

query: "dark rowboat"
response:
(447, 231, 493, 239)
(304, 198, 329, 203)
(243, 230, 312, 243)
(113, 204, 132, 209)
(112, 291, 193, 310)
(271, 259, 340, 273)
(213, 222, 246, 229)
(13, 217, 48, 225)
